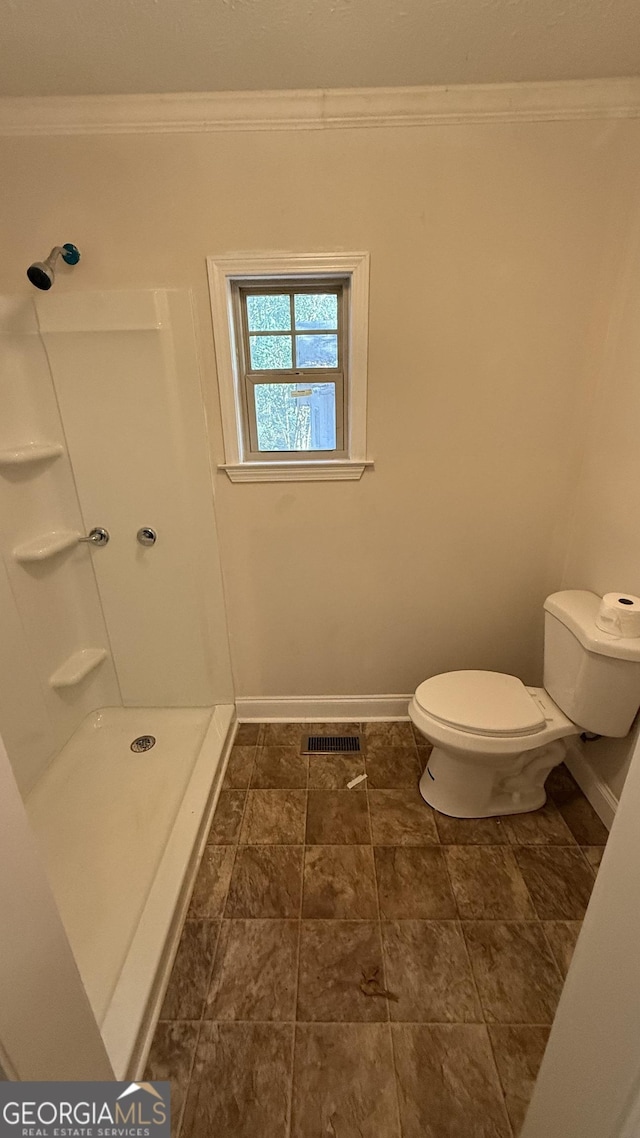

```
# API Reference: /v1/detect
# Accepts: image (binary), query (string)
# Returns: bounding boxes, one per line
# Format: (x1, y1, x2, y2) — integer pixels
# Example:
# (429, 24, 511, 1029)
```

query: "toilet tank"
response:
(543, 590, 640, 737)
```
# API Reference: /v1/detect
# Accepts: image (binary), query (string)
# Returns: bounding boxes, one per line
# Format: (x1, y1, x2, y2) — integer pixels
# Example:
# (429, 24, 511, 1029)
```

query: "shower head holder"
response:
(61, 243, 80, 265)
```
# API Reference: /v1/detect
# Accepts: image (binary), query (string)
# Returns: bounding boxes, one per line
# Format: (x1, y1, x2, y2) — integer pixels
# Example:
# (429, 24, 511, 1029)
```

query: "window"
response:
(207, 253, 371, 482)
(238, 284, 344, 457)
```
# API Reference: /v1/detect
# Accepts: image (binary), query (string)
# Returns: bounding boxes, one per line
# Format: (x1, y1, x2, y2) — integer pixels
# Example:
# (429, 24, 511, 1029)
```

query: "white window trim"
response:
(207, 252, 372, 482)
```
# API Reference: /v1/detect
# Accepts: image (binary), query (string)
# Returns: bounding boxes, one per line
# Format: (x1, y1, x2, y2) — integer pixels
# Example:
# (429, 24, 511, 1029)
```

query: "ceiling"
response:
(1, 0, 639, 98)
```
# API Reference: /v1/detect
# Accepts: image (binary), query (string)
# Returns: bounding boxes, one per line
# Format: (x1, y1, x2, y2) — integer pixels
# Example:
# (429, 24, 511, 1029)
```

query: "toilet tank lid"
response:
(544, 590, 640, 661)
(414, 671, 546, 737)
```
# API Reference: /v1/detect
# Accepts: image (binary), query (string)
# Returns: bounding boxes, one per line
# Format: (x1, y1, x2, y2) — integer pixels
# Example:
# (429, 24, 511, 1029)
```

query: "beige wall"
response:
(562, 197, 640, 802)
(0, 117, 638, 702)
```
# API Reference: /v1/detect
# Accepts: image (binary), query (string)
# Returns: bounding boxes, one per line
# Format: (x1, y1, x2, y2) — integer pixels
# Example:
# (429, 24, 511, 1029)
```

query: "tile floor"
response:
(146, 721, 608, 1138)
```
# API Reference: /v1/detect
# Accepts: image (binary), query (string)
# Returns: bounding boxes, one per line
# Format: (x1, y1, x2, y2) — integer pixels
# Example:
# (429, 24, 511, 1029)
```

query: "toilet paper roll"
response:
(596, 592, 640, 639)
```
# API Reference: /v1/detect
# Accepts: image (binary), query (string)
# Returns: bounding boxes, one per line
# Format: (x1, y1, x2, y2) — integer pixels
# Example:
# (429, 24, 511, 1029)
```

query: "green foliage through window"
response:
(240, 284, 342, 453)
(254, 383, 337, 451)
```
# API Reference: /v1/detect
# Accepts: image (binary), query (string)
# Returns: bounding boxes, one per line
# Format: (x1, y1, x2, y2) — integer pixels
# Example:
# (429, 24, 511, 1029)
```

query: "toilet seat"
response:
(410, 681, 578, 758)
(414, 670, 546, 737)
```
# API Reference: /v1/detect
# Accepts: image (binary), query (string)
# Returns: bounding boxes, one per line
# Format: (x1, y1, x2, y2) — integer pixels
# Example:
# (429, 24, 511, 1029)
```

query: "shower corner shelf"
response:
(13, 530, 80, 564)
(0, 443, 64, 468)
(49, 648, 108, 690)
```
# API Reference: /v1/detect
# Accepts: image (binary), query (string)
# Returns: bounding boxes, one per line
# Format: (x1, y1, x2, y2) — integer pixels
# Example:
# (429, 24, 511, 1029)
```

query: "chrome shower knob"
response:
(137, 527, 157, 546)
(79, 527, 109, 547)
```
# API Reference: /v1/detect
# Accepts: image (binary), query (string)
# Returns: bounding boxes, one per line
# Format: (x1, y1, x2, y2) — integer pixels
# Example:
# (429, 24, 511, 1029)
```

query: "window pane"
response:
(294, 293, 338, 330)
(249, 335, 292, 370)
(255, 382, 337, 451)
(295, 334, 338, 369)
(246, 294, 291, 332)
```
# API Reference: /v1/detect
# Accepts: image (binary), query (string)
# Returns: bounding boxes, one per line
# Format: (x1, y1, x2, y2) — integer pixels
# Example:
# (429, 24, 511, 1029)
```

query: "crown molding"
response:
(0, 77, 639, 137)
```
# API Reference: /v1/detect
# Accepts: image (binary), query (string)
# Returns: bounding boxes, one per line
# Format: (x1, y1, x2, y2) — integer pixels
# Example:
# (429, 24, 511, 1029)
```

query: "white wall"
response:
(0, 111, 638, 706)
(0, 296, 120, 795)
(0, 730, 113, 1080)
(521, 725, 640, 1138)
(0, 288, 233, 797)
(38, 288, 233, 708)
(562, 193, 640, 807)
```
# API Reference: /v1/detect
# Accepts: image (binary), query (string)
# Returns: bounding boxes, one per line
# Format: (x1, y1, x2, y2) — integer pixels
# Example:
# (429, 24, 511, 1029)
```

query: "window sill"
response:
(219, 460, 374, 483)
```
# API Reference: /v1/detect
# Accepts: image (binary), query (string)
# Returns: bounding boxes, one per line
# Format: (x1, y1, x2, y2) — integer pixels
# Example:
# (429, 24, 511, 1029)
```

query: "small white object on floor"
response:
(347, 773, 368, 789)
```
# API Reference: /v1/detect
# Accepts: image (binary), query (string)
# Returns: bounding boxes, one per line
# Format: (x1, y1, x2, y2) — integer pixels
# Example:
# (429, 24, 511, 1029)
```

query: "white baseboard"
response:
(236, 694, 412, 722)
(564, 739, 618, 831)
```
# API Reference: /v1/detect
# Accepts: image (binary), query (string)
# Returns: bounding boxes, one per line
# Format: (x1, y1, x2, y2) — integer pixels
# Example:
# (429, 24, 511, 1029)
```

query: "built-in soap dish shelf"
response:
(13, 530, 80, 564)
(0, 443, 64, 469)
(49, 648, 108, 690)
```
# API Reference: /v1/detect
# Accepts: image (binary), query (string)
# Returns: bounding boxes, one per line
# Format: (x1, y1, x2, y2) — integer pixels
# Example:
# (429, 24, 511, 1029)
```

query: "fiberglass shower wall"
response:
(0, 288, 233, 795)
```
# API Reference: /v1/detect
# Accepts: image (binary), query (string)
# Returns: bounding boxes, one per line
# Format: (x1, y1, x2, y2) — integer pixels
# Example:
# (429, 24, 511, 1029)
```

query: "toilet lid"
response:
(414, 671, 546, 737)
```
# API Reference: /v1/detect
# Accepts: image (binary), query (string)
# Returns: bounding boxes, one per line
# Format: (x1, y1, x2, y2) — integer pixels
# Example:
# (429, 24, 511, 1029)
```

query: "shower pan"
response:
(0, 288, 234, 1077)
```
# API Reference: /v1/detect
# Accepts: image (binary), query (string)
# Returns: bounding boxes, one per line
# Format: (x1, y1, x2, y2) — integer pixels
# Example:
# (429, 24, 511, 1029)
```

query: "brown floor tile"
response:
(488, 1025, 550, 1135)
(444, 846, 535, 919)
(148, 725, 602, 1134)
(302, 845, 378, 918)
(160, 920, 219, 1020)
(234, 723, 262, 746)
(374, 846, 457, 918)
(291, 1023, 400, 1138)
(226, 845, 303, 918)
(583, 845, 606, 872)
(369, 789, 439, 845)
(556, 796, 610, 846)
(308, 753, 366, 788)
(434, 813, 511, 845)
(205, 919, 298, 1021)
(504, 800, 576, 846)
(381, 920, 481, 1023)
(188, 846, 235, 919)
(207, 790, 245, 844)
(514, 846, 595, 919)
(306, 789, 370, 844)
(543, 920, 582, 979)
(365, 747, 422, 789)
(297, 920, 386, 1022)
(463, 921, 563, 1024)
(392, 1023, 511, 1138)
(412, 721, 430, 745)
(261, 722, 304, 745)
(222, 746, 255, 789)
(304, 721, 361, 735)
(251, 746, 308, 789)
(145, 1021, 200, 1138)
(363, 720, 416, 748)
(240, 789, 306, 844)
(546, 764, 610, 844)
(183, 1021, 292, 1138)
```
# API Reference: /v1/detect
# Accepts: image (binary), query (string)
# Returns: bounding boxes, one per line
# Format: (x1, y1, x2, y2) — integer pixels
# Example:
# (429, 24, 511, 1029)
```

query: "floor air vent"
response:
(302, 735, 363, 754)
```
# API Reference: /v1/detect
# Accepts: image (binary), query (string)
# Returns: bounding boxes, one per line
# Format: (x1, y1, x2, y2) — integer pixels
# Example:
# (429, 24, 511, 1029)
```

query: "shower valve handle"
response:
(79, 527, 110, 547)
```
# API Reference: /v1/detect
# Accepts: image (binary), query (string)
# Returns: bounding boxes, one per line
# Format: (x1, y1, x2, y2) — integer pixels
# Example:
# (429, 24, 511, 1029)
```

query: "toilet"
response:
(410, 590, 640, 818)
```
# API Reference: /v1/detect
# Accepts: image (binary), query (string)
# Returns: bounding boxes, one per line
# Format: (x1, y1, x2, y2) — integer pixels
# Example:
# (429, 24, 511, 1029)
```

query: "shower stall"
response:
(0, 286, 235, 1077)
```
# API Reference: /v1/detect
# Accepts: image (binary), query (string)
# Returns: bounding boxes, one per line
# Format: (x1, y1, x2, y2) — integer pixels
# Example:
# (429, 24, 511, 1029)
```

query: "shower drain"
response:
(131, 735, 156, 753)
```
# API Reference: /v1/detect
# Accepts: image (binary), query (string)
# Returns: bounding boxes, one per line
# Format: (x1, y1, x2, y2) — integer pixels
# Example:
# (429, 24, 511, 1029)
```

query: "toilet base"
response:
(419, 742, 566, 819)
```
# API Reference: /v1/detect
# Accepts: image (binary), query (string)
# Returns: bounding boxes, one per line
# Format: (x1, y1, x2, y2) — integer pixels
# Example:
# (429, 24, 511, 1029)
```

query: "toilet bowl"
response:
(410, 672, 578, 818)
(410, 591, 640, 819)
